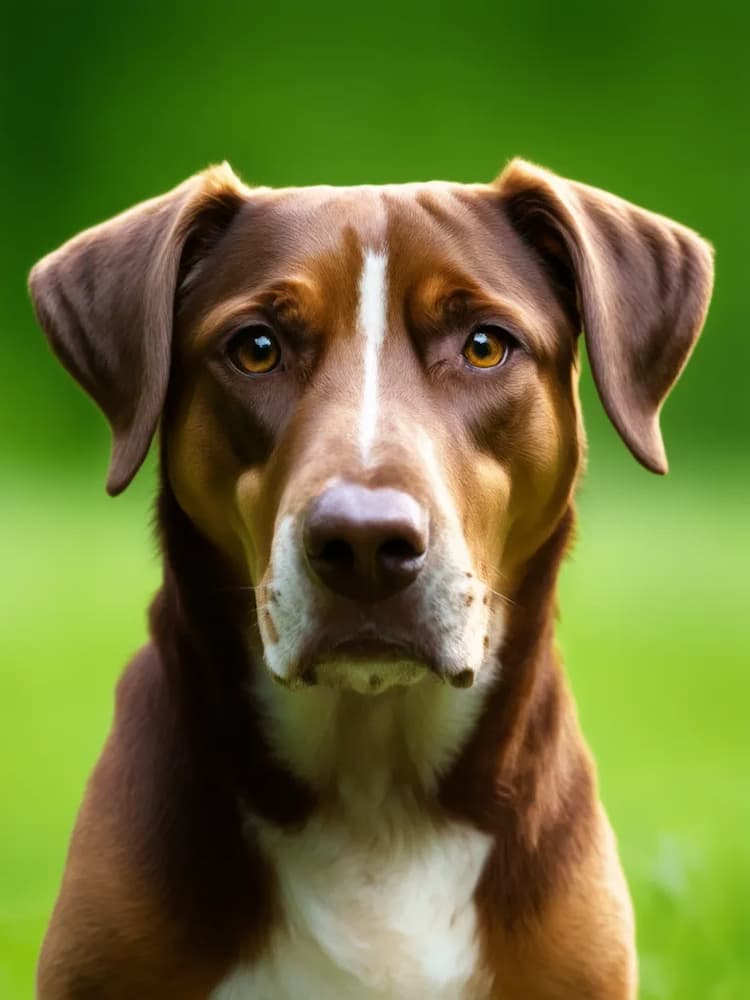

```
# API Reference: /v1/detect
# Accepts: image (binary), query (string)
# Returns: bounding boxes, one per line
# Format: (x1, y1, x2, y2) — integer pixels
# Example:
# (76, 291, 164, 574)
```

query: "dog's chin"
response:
(312, 657, 430, 695)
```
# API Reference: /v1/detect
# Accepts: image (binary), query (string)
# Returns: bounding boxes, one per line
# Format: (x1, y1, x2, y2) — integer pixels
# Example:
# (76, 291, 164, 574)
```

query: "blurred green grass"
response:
(1, 460, 747, 999)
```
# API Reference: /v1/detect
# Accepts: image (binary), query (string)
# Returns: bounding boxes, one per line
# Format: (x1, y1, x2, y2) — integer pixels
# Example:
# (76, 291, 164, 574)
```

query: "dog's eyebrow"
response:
(410, 279, 542, 356)
(190, 279, 322, 348)
(259, 282, 325, 339)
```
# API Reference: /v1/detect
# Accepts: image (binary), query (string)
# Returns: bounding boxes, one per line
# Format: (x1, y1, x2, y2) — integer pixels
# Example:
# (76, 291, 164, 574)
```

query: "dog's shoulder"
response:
(37, 646, 269, 998)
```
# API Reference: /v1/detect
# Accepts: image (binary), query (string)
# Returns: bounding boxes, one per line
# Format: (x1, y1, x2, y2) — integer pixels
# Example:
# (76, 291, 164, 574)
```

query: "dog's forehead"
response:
(231, 180, 495, 258)
(183, 179, 566, 346)
(241, 180, 529, 263)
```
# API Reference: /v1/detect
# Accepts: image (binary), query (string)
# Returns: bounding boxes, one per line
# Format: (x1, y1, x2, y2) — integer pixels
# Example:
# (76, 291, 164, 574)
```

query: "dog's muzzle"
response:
(259, 479, 498, 693)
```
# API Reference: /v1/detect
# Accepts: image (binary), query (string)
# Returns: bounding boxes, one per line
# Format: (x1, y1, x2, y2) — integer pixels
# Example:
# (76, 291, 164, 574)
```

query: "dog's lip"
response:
(326, 636, 417, 661)
(297, 630, 435, 677)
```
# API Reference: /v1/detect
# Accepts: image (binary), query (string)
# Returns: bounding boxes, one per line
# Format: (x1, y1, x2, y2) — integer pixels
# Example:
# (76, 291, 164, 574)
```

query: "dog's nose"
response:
(304, 484, 429, 602)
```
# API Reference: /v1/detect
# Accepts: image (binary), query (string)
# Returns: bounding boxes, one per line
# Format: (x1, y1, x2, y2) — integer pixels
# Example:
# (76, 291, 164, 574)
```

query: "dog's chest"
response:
(213, 809, 493, 999)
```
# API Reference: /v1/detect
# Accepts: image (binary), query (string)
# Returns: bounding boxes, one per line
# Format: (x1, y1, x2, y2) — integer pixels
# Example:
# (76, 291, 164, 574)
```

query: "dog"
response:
(30, 158, 713, 999)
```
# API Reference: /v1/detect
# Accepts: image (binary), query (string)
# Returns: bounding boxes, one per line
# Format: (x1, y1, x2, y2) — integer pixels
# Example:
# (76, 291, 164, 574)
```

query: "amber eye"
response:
(227, 326, 281, 375)
(462, 327, 511, 369)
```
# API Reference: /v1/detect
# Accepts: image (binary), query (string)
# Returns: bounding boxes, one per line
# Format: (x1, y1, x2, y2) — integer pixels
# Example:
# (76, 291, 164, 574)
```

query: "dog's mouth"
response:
(327, 636, 417, 661)
(277, 631, 478, 694)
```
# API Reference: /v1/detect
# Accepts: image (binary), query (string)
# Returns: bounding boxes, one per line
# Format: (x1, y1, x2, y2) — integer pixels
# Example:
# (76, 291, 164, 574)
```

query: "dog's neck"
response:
(251, 663, 496, 824)
(150, 478, 587, 854)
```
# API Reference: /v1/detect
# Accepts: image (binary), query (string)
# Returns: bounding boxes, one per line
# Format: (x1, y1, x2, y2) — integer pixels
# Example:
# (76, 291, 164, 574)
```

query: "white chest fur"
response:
(213, 807, 492, 999)
(212, 675, 496, 999)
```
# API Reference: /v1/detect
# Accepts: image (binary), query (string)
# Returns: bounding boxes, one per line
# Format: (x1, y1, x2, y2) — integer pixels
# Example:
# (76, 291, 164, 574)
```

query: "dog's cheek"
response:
(503, 381, 581, 583)
(164, 392, 253, 576)
(451, 455, 509, 673)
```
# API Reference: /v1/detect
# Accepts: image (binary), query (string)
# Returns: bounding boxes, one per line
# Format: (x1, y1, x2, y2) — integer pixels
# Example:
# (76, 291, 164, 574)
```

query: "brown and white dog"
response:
(30, 159, 713, 999)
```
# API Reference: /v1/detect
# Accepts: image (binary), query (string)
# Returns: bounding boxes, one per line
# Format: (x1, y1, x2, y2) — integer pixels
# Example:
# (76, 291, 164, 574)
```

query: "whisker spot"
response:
(450, 669, 475, 689)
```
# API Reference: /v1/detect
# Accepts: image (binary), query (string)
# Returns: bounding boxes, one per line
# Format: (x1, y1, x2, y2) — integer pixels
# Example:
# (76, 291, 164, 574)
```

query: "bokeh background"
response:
(2, 1, 748, 997)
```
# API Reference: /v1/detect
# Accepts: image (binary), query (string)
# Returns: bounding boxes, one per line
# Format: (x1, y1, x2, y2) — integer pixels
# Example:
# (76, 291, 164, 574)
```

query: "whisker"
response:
(247, 602, 272, 617)
(466, 560, 520, 610)
(472, 555, 512, 585)
(482, 586, 518, 608)
(215, 584, 265, 594)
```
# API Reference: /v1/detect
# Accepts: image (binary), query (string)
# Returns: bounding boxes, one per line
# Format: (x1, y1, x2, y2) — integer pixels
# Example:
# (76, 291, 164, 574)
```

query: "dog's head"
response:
(30, 161, 713, 693)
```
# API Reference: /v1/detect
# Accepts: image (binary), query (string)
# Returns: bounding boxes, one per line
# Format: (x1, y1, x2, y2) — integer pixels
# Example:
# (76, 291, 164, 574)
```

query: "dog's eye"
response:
(462, 327, 512, 369)
(227, 326, 281, 375)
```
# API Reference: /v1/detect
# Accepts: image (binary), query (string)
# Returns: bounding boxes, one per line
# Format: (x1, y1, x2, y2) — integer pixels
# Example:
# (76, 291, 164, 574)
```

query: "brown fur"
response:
(30, 160, 713, 998)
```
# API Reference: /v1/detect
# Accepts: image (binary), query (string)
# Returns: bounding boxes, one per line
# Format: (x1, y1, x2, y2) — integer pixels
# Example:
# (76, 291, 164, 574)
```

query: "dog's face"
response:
(165, 183, 581, 691)
(30, 161, 713, 694)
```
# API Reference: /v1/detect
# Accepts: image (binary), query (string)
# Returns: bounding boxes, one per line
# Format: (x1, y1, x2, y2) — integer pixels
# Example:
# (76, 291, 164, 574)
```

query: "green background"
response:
(1, 2, 748, 997)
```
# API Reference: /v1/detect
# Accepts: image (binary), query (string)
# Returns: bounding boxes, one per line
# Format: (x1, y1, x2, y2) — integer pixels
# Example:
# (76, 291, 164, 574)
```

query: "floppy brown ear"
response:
(495, 158, 714, 473)
(29, 163, 248, 495)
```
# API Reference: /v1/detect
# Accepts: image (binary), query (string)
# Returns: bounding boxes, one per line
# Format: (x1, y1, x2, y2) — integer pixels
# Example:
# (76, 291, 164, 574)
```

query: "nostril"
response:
(378, 537, 423, 566)
(318, 538, 355, 571)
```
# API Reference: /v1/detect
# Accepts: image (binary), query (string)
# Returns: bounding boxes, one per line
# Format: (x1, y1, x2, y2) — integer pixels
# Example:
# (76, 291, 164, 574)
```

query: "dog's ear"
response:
(495, 159, 714, 473)
(29, 164, 247, 495)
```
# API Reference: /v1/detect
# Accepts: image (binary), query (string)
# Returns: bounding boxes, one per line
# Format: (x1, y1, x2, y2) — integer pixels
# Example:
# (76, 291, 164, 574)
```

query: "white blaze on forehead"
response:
(357, 249, 389, 464)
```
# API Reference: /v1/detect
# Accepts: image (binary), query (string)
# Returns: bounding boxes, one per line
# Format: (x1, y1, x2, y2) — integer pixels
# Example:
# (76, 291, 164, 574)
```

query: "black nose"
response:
(304, 484, 429, 602)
